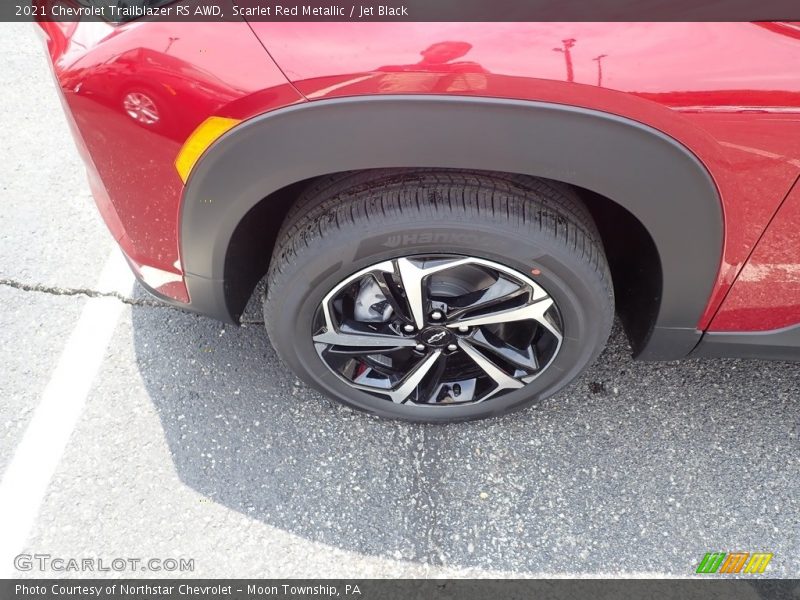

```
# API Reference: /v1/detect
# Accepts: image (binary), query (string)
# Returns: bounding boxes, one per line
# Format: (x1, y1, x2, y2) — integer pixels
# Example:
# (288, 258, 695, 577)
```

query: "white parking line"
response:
(0, 248, 134, 577)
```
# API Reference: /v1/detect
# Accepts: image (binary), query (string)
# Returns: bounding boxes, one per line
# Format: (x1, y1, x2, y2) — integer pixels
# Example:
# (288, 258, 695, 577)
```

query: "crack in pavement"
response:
(0, 277, 268, 325)
(0, 277, 169, 308)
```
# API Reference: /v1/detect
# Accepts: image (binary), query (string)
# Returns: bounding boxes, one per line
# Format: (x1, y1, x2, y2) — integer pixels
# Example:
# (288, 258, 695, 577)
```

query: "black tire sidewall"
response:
(265, 216, 612, 423)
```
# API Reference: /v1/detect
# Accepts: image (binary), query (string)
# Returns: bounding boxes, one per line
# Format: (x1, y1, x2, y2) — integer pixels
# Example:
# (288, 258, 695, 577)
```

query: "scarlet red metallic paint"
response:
(252, 22, 800, 331)
(712, 178, 800, 331)
(40, 21, 305, 302)
(38, 19, 800, 336)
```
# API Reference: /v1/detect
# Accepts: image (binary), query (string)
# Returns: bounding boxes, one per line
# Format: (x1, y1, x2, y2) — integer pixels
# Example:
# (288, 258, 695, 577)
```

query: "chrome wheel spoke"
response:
(416, 353, 449, 404)
(140, 107, 158, 122)
(445, 276, 528, 321)
(372, 272, 415, 326)
(313, 328, 418, 349)
(448, 296, 562, 341)
(395, 257, 428, 329)
(374, 350, 442, 404)
(458, 339, 524, 401)
(468, 327, 539, 372)
(395, 257, 472, 328)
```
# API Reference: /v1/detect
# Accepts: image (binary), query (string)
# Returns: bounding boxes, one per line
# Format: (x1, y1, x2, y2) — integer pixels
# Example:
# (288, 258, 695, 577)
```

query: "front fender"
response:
(180, 95, 722, 360)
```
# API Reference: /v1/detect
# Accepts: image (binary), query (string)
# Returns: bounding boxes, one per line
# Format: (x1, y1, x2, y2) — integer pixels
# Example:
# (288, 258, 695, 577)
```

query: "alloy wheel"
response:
(312, 255, 564, 407)
(122, 92, 159, 125)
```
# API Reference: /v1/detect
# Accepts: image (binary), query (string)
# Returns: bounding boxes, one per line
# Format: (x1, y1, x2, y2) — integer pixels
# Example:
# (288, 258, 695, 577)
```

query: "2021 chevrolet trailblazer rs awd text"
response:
(39, 15, 800, 422)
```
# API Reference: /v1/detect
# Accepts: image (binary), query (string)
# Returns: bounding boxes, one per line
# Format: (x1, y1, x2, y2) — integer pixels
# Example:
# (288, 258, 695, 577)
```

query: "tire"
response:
(264, 169, 614, 423)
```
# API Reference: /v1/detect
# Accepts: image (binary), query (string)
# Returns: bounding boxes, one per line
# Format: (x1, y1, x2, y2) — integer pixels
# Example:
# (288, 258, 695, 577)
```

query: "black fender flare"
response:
(180, 95, 723, 360)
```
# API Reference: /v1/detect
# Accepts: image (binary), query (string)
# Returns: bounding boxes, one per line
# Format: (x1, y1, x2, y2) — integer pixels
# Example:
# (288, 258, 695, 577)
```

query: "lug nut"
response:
(447, 343, 458, 351)
(415, 344, 426, 352)
(457, 325, 469, 333)
(403, 324, 415, 333)
(430, 310, 443, 321)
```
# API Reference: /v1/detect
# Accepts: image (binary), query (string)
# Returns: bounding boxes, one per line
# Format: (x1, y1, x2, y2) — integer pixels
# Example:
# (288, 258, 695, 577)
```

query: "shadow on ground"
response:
(130, 287, 799, 576)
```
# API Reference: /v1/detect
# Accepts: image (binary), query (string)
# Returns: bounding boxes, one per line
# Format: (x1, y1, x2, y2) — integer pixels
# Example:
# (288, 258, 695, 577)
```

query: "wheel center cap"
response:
(418, 326, 453, 348)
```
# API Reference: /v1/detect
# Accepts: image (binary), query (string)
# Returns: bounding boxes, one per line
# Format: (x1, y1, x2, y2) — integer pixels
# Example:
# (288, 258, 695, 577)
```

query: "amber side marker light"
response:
(175, 116, 242, 183)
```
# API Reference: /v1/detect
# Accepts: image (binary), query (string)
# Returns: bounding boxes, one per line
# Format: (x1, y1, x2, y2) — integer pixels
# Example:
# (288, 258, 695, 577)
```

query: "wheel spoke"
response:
(445, 276, 527, 321)
(372, 272, 414, 325)
(316, 261, 400, 341)
(141, 107, 158, 121)
(313, 328, 418, 349)
(458, 339, 524, 401)
(448, 296, 562, 340)
(368, 350, 442, 404)
(395, 257, 472, 328)
(468, 327, 539, 372)
(415, 353, 449, 404)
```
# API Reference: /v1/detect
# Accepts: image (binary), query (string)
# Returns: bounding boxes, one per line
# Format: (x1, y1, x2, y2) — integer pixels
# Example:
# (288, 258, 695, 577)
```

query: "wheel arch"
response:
(179, 95, 723, 360)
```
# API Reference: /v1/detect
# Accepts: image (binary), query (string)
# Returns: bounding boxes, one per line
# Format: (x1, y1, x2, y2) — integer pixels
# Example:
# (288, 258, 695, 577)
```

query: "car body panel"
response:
(709, 177, 800, 330)
(37, 19, 800, 352)
(39, 20, 305, 300)
(251, 21, 800, 330)
(179, 94, 722, 359)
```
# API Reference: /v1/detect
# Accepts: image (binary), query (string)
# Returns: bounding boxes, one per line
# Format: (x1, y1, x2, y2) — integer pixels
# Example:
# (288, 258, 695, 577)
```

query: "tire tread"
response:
(269, 169, 610, 300)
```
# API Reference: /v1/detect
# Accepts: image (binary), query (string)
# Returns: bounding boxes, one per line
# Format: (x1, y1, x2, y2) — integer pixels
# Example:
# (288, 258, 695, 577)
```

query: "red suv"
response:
(39, 18, 800, 422)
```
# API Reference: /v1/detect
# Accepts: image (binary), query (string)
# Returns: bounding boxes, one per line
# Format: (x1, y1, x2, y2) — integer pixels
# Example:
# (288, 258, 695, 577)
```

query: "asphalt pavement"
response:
(0, 23, 798, 579)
